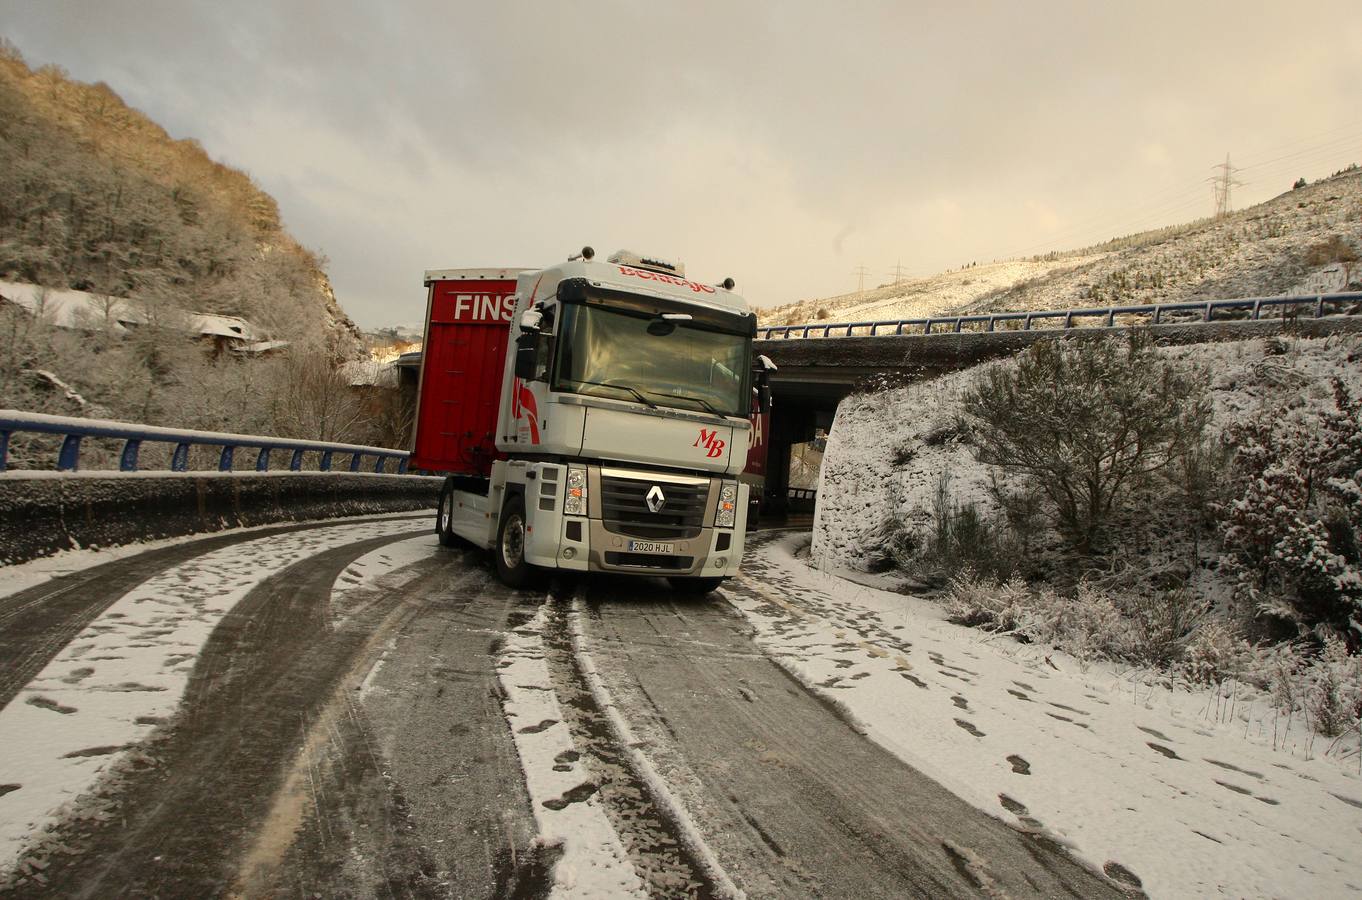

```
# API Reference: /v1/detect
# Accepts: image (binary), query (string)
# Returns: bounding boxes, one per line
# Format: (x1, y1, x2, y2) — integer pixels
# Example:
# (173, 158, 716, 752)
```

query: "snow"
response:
(761, 255, 1108, 327)
(566, 599, 743, 899)
(0, 281, 145, 334)
(0, 511, 430, 602)
(329, 534, 441, 628)
(0, 518, 428, 875)
(186, 313, 258, 340)
(813, 334, 1362, 574)
(496, 603, 647, 898)
(727, 534, 1362, 898)
(0, 281, 276, 346)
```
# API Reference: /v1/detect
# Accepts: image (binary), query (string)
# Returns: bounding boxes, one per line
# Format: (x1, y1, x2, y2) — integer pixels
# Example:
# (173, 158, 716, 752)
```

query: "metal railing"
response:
(0, 410, 410, 475)
(756, 291, 1362, 340)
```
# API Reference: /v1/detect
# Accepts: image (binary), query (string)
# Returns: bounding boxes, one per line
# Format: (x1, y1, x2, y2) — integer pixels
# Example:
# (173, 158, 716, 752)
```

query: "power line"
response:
(888, 261, 910, 284)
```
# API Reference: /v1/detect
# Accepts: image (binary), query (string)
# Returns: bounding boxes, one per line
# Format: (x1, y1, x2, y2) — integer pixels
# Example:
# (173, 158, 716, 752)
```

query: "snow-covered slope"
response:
(813, 334, 1362, 575)
(763, 170, 1362, 326)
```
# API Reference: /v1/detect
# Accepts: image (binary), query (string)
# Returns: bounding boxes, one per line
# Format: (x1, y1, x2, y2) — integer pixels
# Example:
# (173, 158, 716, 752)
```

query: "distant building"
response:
(0, 280, 287, 356)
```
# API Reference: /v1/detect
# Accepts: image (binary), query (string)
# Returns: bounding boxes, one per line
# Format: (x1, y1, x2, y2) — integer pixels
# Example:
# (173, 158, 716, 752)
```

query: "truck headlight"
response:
(565, 466, 588, 516)
(715, 482, 737, 528)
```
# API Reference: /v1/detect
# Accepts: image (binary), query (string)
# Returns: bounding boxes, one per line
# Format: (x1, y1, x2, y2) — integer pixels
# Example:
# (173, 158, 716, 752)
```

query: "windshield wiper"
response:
(642, 388, 723, 417)
(571, 379, 658, 409)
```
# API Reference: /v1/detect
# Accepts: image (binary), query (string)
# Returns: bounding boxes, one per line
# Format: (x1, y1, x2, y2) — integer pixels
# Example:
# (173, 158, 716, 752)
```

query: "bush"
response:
(1117, 589, 1210, 668)
(961, 332, 1211, 553)
(896, 470, 1017, 583)
(943, 570, 1031, 631)
(942, 571, 1210, 665)
(1220, 379, 1362, 637)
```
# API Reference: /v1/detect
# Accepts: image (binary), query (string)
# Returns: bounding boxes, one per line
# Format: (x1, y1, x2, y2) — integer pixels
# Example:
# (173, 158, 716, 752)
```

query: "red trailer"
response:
(410, 269, 523, 475)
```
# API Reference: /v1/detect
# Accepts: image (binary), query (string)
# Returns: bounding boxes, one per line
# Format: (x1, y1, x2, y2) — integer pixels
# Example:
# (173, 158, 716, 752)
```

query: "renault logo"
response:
(646, 485, 667, 513)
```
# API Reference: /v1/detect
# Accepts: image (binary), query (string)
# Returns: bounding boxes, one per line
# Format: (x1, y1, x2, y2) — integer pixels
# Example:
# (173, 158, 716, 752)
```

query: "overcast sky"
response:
(5, 1, 1362, 327)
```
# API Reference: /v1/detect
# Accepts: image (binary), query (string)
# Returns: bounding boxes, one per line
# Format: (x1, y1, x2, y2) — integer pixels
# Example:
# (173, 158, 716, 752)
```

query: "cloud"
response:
(6, 0, 1362, 325)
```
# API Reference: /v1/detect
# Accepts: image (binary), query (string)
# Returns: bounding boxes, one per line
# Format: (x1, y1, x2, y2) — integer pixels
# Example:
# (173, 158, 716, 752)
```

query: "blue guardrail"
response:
(0, 410, 410, 475)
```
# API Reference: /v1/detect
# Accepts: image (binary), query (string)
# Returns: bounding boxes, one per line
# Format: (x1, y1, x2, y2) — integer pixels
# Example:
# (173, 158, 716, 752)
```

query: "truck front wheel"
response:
(667, 576, 727, 596)
(437, 484, 458, 547)
(495, 494, 534, 588)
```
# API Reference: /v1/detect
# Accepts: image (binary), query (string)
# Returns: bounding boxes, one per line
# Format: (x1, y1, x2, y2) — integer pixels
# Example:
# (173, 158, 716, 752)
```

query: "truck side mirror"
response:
(758, 384, 772, 415)
(514, 333, 538, 380)
(520, 308, 544, 333)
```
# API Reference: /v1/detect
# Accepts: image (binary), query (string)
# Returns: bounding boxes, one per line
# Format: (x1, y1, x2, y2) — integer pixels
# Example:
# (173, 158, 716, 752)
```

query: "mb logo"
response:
(694, 428, 726, 458)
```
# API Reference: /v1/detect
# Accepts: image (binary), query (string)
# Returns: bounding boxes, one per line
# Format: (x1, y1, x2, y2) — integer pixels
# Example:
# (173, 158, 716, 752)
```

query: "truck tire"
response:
(495, 494, 534, 588)
(667, 576, 727, 595)
(437, 483, 458, 548)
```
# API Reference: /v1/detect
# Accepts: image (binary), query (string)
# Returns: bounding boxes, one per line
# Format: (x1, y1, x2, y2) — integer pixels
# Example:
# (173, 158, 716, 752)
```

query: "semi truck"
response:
(411, 247, 771, 592)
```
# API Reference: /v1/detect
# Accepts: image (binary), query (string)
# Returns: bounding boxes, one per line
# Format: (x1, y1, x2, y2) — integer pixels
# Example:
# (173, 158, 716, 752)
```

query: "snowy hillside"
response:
(763, 169, 1362, 326)
(814, 334, 1362, 576)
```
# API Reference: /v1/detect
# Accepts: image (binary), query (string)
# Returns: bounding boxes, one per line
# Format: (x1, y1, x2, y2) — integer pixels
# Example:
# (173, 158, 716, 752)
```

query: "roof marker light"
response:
(569, 246, 595, 261)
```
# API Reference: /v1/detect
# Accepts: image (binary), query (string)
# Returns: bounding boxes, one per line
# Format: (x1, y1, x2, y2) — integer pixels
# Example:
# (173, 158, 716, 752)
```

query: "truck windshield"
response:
(554, 301, 751, 417)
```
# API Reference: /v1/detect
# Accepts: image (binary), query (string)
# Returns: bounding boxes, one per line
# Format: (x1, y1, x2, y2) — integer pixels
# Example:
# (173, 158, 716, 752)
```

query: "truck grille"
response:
(600, 474, 710, 539)
(604, 552, 695, 570)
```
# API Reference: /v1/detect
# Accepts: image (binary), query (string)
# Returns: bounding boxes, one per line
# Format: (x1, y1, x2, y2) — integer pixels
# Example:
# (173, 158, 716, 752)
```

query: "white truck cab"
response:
(421, 248, 756, 592)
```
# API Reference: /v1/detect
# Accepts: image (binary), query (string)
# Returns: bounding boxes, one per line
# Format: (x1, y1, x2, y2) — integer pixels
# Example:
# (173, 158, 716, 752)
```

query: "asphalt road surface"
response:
(0, 518, 1127, 898)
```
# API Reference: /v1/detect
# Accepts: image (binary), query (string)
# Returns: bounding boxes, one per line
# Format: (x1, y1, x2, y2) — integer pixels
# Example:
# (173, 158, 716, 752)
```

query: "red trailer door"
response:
(410, 272, 519, 475)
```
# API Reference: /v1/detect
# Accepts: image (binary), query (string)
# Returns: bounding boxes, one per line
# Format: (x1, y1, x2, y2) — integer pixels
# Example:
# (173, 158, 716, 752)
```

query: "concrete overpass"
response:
(753, 309, 1362, 515)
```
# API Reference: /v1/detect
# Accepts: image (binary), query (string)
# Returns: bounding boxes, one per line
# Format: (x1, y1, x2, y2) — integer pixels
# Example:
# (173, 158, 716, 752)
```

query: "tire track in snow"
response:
(0, 513, 428, 710)
(0, 522, 426, 889)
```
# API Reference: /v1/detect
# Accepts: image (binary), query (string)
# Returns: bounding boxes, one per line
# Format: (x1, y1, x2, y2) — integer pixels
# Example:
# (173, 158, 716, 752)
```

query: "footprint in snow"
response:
(516, 718, 558, 734)
(1007, 754, 1031, 775)
(542, 782, 599, 810)
(1204, 759, 1265, 781)
(1146, 742, 1183, 760)
(1006, 689, 1032, 702)
(26, 696, 77, 715)
(997, 794, 1044, 830)
(1012, 680, 1036, 691)
(954, 719, 985, 738)
(1103, 861, 1144, 890)
(1330, 793, 1362, 810)
(900, 673, 928, 689)
(1137, 726, 1171, 741)
(0, 784, 19, 798)
(950, 695, 969, 710)
(62, 745, 129, 759)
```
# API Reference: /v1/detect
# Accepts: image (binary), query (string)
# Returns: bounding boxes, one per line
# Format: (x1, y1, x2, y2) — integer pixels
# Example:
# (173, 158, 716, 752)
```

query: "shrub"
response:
(1117, 589, 1210, 668)
(1303, 637, 1362, 737)
(942, 571, 1206, 665)
(1220, 379, 1362, 637)
(901, 470, 1018, 583)
(961, 332, 1211, 553)
(943, 569, 1031, 631)
(1180, 620, 1249, 685)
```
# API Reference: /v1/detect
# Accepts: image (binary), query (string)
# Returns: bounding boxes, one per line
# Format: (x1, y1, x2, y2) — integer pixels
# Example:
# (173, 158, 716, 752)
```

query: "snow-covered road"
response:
(2, 518, 1349, 896)
(733, 533, 1362, 898)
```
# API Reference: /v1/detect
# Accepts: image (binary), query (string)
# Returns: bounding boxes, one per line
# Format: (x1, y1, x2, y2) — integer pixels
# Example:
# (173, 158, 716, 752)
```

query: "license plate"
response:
(628, 540, 674, 554)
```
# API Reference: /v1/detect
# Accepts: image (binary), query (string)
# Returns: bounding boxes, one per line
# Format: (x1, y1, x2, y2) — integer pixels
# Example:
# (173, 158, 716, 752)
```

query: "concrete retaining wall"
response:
(0, 472, 442, 565)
